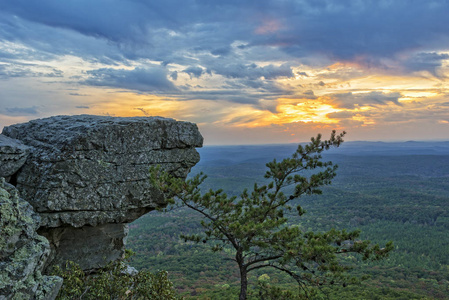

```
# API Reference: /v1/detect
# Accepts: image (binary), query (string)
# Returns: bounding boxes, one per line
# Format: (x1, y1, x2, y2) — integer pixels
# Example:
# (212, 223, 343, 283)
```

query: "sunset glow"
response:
(1, 1, 449, 144)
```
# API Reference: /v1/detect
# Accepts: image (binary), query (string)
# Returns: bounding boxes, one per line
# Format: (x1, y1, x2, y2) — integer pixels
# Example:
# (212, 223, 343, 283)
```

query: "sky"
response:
(1, 0, 449, 145)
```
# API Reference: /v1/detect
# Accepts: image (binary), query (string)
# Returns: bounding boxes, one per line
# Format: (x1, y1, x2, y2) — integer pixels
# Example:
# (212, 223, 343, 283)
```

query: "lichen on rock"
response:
(0, 178, 62, 300)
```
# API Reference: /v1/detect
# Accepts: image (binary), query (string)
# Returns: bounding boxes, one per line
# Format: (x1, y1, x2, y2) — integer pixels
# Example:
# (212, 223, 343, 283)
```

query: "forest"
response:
(127, 141, 449, 299)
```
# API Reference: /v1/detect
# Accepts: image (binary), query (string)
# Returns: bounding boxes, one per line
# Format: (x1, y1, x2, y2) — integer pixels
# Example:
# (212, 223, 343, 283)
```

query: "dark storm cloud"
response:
(0, 0, 160, 43)
(0, 12, 128, 64)
(3, 0, 449, 65)
(263, 0, 449, 60)
(0, 1, 250, 63)
(83, 67, 177, 93)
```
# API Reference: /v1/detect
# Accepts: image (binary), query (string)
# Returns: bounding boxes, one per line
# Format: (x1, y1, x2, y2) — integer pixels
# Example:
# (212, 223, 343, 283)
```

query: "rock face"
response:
(0, 178, 63, 300)
(0, 135, 31, 180)
(1, 115, 203, 271)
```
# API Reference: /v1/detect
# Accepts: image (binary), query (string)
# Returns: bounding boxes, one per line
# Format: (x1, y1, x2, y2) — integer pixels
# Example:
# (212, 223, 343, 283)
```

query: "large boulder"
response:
(2, 115, 203, 271)
(0, 178, 62, 300)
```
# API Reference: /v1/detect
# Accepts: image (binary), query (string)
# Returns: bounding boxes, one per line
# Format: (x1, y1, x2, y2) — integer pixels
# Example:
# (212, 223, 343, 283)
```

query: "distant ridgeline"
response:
(0, 115, 203, 299)
(195, 140, 449, 167)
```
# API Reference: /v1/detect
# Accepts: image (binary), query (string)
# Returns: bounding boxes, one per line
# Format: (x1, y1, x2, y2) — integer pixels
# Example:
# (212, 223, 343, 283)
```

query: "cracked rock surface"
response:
(2, 115, 203, 271)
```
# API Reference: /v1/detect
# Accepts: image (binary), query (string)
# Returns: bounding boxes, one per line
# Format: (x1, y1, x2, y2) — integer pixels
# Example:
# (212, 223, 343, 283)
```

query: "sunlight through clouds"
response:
(275, 98, 340, 124)
(1, 1, 449, 144)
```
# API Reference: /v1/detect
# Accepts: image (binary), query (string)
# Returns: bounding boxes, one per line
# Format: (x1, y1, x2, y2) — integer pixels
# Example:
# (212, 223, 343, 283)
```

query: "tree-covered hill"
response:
(127, 141, 449, 299)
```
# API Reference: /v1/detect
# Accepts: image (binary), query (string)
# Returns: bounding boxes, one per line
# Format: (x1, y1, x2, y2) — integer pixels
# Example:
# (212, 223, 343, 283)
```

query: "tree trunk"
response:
(236, 250, 248, 300)
(239, 266, 248, 300)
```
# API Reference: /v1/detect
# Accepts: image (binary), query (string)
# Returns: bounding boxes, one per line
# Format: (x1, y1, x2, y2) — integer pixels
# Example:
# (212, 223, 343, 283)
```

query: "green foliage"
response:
(128, 144, 449, 298)
(150, 131, 393, 300)
(254, 281, 304, 300)
(51, 250, 181, 300)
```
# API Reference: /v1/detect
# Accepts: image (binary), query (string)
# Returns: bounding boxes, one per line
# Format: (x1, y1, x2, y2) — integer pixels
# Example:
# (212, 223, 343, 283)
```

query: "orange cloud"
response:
(216, 96, 343, 129)
(275, 97, 341, 124)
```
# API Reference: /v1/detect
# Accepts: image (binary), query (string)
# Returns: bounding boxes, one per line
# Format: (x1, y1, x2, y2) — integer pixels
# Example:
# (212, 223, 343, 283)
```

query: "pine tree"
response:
(150, 131, 393, 300)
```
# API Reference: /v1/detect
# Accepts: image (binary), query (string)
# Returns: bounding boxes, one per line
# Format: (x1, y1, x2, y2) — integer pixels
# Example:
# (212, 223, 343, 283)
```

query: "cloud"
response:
(183, 66, 205, 79)
(0, 12, 128, 65)
(179, 90, 265, 104)
(3, 0, 449, 77)
(274, 1, 449, 60)
(83, 67, 177, 93)
(170, 71, 178, 80)
(329, 92, 402, 109)
(0, 65, 63, 79)
(70, 93, 89, 96)
(2, 1, 449, 66)
(302, 90, 317, 99)
(1, 0, 449, 144)
(212, 63, 294, 80)
(211, 46, 232, 56)
(403, 52, 449, 77)
(2, 106, 40, 116)
(327, 111, 356, 119)
(135, 107, 150, 116)
(75, 105, 89, 109)
(0, 1, 152, 43)
(0, 64, 29, 79)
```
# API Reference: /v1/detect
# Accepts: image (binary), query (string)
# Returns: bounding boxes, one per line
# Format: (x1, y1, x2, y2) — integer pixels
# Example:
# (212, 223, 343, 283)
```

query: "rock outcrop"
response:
(1, 115, 203, 272)
(0, 178, 63, 300)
